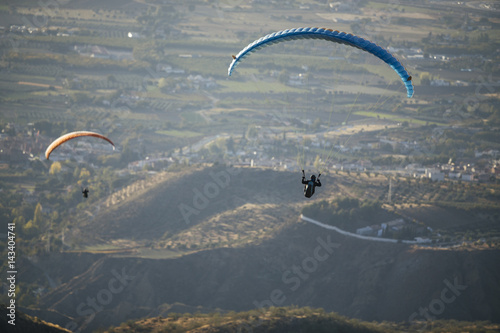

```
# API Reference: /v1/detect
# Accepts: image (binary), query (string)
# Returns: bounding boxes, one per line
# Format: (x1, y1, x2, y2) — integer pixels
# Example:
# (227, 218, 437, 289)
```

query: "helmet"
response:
(311, 175, 316, 181)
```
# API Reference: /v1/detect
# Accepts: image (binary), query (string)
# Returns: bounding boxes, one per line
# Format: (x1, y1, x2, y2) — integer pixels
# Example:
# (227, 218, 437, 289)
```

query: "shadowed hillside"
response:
(13, 167, 500, 332)
(23, 221, 500, 333)
(0, 304, 70, 333)
(69, 166, 340, 251)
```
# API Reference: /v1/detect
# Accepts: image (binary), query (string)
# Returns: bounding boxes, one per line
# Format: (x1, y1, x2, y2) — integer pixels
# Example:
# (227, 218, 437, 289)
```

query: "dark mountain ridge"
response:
(22, 222, 500, 332)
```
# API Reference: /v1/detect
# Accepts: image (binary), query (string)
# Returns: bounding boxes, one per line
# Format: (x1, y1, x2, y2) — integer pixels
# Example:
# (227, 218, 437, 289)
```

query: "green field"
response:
(217, 79, 305, 94)
(354, 110, 446, 126)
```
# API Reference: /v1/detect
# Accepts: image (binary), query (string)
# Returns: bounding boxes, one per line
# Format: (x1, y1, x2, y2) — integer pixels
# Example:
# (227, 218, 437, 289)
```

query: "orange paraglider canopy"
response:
(45, 131, 115, 159)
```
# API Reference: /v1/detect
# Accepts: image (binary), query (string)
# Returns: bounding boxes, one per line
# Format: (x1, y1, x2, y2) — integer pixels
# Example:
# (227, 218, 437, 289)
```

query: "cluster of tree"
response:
(302, 197, 382, 232)
(116, 306, 390, 333)
(135, 5, 181, 31)
(0, 157, 141, 257)
(6, 51, 149, 72)
(34, 120, 75, 137)
(109, 305, 499, 333)
(389, 175, 499, 205)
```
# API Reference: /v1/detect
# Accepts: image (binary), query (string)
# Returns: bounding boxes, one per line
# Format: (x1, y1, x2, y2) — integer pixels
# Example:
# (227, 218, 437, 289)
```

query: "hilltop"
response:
(66, 166, 500, 254)
(68, 165, 334, 253)
(103, 307, 499, 333)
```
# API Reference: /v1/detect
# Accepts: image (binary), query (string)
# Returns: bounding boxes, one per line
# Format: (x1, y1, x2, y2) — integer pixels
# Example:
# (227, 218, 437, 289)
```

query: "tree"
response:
(208, 142, 221, 155)
(79, 168, 91, 180)
(33, 203, 44, 227)
(297, 153, 305, 169)
(246, 125, 258, 140)
(311, 118, 321, 131)
(49, 161, 62, 175)
(71, 92, 92, 105)
(34, 120, 53, 136)
(226, 137, 235, 153)
(278, 70, 289, 85)
(23, 204, 43, 237)
(420, 72, 432, 85)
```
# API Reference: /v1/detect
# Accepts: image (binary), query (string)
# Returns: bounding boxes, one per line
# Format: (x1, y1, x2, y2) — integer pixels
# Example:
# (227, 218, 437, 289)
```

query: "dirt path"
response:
(17, 81, 63, 89)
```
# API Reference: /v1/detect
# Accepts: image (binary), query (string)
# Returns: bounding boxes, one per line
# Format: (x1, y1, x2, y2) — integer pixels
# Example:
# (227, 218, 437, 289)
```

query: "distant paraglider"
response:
(228, 27, 414, 98)
(45, 131, 115, 160)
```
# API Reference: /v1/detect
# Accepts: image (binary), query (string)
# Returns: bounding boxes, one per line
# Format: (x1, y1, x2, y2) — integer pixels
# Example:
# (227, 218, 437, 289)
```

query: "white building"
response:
(425, 168, 444, 181)
(382, 219, 405, 232)
(462, 173, 474, 182)
(356, 226, 374, 236)
(128, 32, 141, 38)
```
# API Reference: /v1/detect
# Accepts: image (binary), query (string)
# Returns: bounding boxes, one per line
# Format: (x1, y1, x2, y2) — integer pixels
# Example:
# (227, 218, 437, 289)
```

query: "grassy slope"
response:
(66, 166, 500, 254)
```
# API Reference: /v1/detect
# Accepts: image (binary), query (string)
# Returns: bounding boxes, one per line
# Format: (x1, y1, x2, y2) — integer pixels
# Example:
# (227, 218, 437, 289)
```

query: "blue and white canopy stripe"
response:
(228, 27, 414, 98)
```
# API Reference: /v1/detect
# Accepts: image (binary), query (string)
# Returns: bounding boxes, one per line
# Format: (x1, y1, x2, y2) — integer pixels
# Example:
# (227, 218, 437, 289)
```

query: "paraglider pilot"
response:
(302, 170, 321, 198)
(82, 187, 89, 198)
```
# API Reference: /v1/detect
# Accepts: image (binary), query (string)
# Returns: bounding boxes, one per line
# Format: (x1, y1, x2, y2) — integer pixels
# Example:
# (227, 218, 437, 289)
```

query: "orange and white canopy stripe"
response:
(45, 131, 115, 159)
